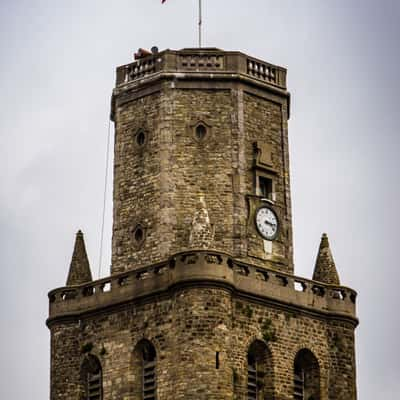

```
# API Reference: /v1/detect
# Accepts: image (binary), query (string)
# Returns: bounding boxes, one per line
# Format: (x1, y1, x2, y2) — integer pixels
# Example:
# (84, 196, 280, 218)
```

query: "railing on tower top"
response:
(115, 49, 287, 90)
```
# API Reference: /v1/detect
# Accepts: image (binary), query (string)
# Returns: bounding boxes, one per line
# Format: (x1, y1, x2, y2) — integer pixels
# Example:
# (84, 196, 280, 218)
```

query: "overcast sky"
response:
(1, 0, 399, 398)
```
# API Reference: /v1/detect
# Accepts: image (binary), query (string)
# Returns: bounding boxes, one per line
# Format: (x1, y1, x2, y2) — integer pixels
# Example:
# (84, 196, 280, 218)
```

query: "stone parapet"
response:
(48, 250, 357, 324)
(115, 48, 287, 89)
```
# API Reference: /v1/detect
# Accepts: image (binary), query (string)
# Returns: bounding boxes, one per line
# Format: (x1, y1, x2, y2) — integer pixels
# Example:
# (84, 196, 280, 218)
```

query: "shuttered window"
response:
(247, 358, 258, 400)
(247, 340, 274, 399)
(294, 368, 304, 399)
(293, 349, 320, 400)
(81, 355, 102, 400)
(138, 341, 157, 400)
(87, 370, 102, 400)
(143, 359, 156, 400)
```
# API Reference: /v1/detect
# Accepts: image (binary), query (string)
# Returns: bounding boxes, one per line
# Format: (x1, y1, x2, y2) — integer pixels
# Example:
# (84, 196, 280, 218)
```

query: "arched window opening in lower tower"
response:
(247, 340, 274, 399)
(133, 339, 157, 400)
(293, 349, 320, 400)
(80, 354, 103, 400)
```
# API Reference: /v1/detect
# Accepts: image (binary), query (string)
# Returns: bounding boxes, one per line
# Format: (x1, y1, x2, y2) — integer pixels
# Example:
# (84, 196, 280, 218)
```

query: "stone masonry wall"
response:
(112, 86, 174, 273)
(243, 92, 293, 271)
(50, 322, 82, 399)
(327, 321, 357, 400)
(112, 83, 293, 275)
(49, 286, 357, 400)
(168, 89, 235, 259)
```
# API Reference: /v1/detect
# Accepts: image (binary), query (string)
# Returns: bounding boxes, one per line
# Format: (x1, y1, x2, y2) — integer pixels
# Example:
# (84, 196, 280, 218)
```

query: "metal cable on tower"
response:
(98, 118, 112, 278)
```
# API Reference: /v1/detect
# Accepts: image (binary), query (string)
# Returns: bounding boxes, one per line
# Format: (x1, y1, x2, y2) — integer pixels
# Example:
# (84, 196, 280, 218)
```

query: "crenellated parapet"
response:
(48, 250, 357, 324)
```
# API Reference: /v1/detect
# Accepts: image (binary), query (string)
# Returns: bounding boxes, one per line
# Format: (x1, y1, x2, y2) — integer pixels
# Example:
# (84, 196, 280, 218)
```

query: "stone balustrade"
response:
(115, 48, 287, 90)
(48, 251, 357, 322)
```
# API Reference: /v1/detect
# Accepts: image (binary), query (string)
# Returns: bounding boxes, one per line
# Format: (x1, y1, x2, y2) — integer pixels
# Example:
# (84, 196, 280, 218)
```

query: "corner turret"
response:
(312, 233, 340, 285)
(66, 230, 92, 286)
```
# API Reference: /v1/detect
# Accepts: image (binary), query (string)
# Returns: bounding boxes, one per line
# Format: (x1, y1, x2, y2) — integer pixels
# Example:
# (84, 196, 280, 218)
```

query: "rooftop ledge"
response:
(115, 48, 287, 90)
(47, 250, 357, 326)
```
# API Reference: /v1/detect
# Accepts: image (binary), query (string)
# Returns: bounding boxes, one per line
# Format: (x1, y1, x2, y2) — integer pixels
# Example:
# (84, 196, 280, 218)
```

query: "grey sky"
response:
(0, 0, 399, 398)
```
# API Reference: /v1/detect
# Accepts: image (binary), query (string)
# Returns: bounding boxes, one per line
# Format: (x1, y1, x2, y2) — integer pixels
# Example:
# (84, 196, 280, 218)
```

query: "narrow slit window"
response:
(135, 227, 143, 242)
(216, 352, 220, 369)
(136, 130, 146, 147)
(195, 124, 207, 140)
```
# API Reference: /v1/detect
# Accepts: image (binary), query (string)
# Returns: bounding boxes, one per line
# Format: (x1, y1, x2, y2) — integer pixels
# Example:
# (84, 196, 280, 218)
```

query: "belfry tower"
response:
(47, 48, 358, 400)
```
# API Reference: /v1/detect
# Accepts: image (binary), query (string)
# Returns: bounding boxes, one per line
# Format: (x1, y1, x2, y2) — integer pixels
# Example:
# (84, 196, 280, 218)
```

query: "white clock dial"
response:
(255, 207, 279, 240)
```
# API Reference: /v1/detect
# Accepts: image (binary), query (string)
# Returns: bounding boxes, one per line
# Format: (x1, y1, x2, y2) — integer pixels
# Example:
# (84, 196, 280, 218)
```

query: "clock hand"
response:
(264, 220, 276, 228)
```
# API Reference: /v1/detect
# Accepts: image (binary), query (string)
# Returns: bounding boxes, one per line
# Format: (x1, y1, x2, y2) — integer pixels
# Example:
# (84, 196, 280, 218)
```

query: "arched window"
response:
(294, 349, 320, 400)
(247, 340, 274, 399)
(133, 339, 157, 400)
(81, 355, 103, 400)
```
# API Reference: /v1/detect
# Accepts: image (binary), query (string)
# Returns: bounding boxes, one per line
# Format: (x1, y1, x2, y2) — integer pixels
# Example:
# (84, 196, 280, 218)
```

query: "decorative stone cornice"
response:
(110, 48, 290, 121)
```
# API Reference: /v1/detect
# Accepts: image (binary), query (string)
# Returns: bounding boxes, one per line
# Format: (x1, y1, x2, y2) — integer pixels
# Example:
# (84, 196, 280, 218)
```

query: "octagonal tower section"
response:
(110, 48, 293, 275)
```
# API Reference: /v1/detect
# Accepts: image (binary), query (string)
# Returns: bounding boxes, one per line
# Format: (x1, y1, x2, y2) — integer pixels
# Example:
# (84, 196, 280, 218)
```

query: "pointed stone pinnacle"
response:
(66, 230, 93, 286)
(188, 195, 214, 249)
(312, 233, 340, 285)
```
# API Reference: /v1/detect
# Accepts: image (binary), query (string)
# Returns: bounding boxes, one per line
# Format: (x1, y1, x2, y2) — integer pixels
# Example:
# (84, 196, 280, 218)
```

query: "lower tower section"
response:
(48, 251, 358, 400)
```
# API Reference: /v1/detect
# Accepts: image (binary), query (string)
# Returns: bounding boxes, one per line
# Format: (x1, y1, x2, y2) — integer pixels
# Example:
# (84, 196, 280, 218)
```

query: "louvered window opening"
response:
(143, 360, 156, 400)
(87, 371, 102, 400)
(248, 363, 258, 400)
(294, 370, 304, 399)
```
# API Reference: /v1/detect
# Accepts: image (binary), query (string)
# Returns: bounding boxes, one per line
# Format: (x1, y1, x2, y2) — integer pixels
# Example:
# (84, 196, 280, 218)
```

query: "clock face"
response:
(255, 207, 279, 240)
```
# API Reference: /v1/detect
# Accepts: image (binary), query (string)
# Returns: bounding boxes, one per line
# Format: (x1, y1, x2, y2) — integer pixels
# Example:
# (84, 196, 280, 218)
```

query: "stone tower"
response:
(47, 48, 358, 400)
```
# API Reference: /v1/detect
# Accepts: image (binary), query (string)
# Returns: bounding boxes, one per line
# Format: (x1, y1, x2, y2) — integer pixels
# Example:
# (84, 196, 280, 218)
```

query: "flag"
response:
(161, 0, 166, 3)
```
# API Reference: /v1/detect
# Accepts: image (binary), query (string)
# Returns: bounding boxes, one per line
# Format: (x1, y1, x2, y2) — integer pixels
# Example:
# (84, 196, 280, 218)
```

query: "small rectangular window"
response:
(258, 176, 273, 199)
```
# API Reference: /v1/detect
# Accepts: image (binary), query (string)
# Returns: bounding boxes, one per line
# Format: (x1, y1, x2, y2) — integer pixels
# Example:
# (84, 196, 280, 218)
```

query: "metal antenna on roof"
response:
(198, 0, 202, 48)
(162, 0, 203, 47)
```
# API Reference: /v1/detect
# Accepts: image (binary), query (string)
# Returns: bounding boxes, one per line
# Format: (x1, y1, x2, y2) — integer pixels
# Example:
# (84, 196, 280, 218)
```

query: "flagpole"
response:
(198, 0, 202, 48)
